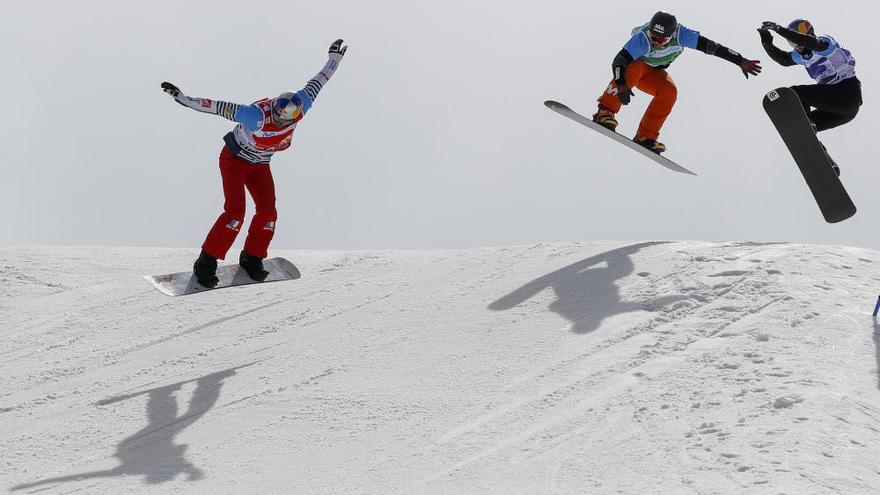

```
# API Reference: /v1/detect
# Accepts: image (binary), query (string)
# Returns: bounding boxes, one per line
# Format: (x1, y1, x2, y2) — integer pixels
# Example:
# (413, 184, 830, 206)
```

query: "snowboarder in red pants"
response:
(161, 40, 347, 288)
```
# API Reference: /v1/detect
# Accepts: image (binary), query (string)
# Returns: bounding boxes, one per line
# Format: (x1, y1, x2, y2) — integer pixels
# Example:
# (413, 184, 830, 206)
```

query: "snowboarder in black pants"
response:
(758, 19, 861, 175)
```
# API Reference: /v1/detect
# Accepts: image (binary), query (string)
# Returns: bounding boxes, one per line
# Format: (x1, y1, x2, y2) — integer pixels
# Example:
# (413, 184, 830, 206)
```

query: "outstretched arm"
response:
(160, 82, 263, 130)
(761, 21, 829, 52)
(292, 39, 348, 114)
(756, 29, 796, 67)
(694, 35, 762, 78)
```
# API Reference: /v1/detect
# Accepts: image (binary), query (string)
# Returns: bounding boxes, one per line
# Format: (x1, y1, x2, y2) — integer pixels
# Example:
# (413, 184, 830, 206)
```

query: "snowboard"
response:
(144, 257, 301, 296)
(762, 87, 856, 223)
(544, 100, 697, 176)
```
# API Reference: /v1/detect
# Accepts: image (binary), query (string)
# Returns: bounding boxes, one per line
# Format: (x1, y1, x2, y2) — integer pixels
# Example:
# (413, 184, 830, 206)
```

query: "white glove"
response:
(323, 39, 347, 77)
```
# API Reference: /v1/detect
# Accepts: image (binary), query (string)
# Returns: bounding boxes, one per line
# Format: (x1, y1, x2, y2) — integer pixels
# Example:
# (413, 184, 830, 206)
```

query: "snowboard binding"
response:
(239, 250, 270, 282)
(634, 137, 666, 154)
(818, 141, 840, 176)
(193, 250, 219, 288)
(591, 111, 618, 131)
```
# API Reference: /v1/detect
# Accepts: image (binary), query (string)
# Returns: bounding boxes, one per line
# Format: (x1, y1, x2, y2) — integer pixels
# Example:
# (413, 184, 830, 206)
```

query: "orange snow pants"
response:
(597, 60, 678, 141)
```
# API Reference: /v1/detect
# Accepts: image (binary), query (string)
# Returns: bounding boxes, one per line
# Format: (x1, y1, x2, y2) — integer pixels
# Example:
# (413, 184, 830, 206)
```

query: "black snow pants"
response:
(791, 76, 862, 132)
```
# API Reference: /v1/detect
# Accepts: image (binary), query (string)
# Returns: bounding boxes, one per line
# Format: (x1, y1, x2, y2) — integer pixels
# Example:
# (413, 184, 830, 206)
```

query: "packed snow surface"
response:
(2, 241, 880, 494)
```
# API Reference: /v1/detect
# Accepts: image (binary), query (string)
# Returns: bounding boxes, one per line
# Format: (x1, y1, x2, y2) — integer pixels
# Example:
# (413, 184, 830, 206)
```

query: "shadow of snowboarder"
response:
(488, 242, 686, 334)
(11, 362, 255, 491)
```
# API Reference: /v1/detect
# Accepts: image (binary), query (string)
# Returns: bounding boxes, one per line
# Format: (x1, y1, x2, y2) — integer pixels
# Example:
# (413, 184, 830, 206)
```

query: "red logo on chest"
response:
(250, 98, 298, 151)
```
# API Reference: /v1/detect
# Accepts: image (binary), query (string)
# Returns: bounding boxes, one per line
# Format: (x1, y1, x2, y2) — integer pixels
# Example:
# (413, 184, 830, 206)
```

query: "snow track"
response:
(2, 242, 880, 494)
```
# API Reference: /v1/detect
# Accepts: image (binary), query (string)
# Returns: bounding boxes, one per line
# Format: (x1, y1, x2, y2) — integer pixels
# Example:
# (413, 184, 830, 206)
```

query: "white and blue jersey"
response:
(227, 87, 315, 136)
(172, 54, 342, 164)
(791, 35, 856, 85)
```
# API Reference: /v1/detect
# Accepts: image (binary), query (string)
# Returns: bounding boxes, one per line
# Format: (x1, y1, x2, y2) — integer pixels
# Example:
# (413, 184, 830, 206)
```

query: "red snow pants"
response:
(597, 60, 678, 141)
(201, 146, 277, 260)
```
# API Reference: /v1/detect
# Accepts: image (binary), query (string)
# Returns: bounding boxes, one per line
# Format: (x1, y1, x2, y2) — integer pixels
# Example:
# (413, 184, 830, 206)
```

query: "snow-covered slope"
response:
(2, 242, 880, 494)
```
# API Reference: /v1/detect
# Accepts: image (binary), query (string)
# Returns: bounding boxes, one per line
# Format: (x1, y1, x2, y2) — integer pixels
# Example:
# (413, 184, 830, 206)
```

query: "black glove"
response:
(740, 59, 762, 78)
(329, 39, 347, 57)
(761, 21, 782, 32)
(617, 82, 634, 105)
(161, 81, 181, 97)
(757, 28, 773, 44)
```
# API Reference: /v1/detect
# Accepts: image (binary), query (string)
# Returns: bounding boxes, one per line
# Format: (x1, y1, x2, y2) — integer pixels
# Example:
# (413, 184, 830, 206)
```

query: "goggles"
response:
(271, 93, 303, 124)
(650, 33, 671, 46)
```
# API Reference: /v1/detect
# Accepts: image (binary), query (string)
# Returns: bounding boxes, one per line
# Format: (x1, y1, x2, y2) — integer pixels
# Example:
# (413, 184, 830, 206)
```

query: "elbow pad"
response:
(611, 50, 632, 85)
(700, 37, 719, 55)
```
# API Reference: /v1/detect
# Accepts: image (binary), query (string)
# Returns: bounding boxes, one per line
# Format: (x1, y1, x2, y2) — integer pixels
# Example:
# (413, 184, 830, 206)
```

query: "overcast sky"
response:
(2, 0, 877, 252)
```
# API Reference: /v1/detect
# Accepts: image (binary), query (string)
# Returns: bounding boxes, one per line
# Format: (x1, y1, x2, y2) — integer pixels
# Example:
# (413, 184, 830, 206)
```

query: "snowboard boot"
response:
(592, 110, 618, 131)
(819, 141, 840, 176)
(239, 250, 269, 282)
(634, 137, 666, 154)
(193, 250, 219, 288)
(828, 156, 840, 177)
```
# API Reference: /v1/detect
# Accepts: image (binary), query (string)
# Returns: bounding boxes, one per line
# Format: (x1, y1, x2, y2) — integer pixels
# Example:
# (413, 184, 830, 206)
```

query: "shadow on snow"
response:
(488, 242, 687, 334)
(11, 363, 255, 491)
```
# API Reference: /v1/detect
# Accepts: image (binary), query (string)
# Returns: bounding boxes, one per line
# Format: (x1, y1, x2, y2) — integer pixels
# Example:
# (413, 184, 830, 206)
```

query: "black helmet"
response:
(648, 11, 677, 45)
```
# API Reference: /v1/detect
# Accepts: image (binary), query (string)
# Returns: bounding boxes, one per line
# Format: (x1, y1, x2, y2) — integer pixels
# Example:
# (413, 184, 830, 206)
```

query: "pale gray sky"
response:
(2, 0, 877, 251)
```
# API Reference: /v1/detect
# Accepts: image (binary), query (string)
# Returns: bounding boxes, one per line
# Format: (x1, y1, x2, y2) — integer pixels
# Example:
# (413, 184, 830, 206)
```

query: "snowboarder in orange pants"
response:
(593, 12, 762, 154)
(596, 60, 679, 146)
